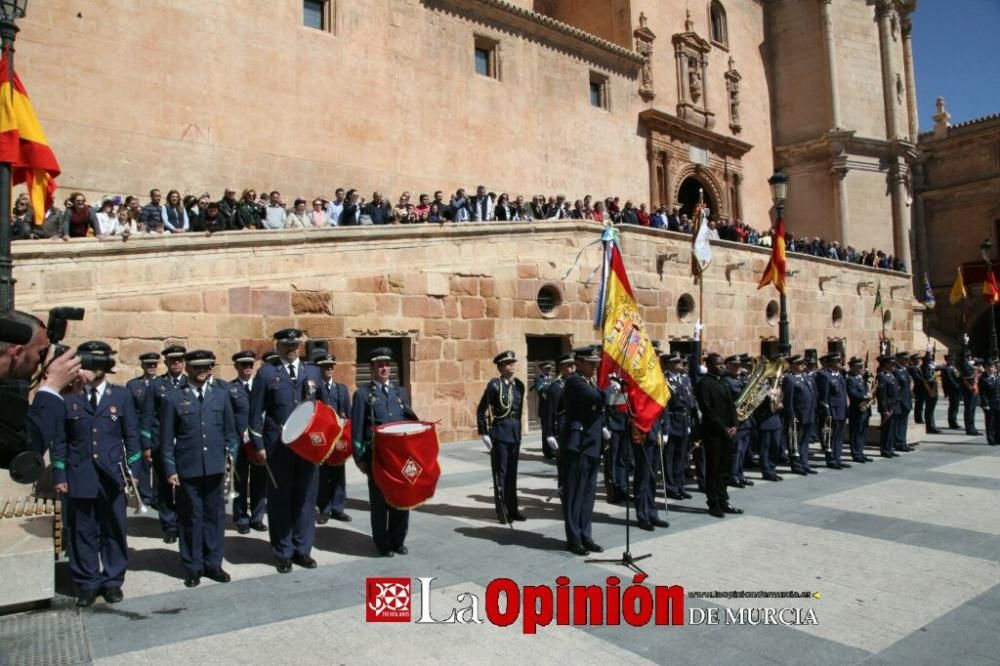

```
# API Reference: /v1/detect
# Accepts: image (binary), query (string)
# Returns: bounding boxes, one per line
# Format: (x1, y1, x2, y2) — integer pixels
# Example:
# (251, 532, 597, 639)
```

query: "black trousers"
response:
(232, 445, 266, 528)
(316, 464, 347, 515)
(367, 475, 409, 551)
(947, 393, 960, 427)
(562, 451, 598, 545)
(153, 449, 177, 534)
(923, 396, 938, 432)
(702, 435, 731, 508)
(962, 390, 977, 433)
(632, 440, 662, 523)
(177, 473, 225, 576)
(490, 440, 520, 517)
(914, 393, 925, 423)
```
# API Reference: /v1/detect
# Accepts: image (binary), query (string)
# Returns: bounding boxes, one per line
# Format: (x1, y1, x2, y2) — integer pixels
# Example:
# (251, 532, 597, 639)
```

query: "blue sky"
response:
(913, 0, 1000, 130)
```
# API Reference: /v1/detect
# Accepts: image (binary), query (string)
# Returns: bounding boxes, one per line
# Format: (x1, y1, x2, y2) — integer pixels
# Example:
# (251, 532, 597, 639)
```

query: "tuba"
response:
(735, 356, 788, 422)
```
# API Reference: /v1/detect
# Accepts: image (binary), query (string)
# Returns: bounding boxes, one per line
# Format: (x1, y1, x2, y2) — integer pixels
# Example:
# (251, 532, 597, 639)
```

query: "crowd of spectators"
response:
(7, 185, 905, 272)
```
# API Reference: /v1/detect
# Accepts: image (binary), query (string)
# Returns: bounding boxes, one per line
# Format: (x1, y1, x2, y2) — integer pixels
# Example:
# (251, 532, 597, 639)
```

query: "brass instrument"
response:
(859, 374, 877, 412)
(119, 448, 149, 515)
(224, 450, 239, 502)
(735, 356, 788, 422)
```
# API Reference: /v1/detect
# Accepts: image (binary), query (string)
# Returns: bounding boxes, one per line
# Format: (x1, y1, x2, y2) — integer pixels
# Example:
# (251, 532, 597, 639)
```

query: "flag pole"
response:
(0, 22, 20, 313)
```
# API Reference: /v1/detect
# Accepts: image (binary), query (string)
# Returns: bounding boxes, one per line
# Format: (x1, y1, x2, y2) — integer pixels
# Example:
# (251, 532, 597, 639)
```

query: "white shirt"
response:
(284, 358, 301, 377)
(326, 200, 344, 226)
(85, 380, 108, 404)
(96, 211, 118, 236)
(264, 205, 287, 230)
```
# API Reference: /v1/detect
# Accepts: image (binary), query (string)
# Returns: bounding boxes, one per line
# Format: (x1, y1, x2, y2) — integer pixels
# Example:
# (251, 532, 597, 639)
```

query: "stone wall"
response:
(11, 224, 914, 443)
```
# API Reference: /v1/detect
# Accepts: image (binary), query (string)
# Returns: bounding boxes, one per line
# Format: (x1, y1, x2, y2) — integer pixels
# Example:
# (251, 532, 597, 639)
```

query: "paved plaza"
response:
(2, 407, 1000, 665)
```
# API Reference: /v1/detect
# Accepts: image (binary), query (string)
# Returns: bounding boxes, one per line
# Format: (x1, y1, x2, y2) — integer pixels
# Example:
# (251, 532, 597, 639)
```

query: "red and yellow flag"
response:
(0, 50, 60, 217)
(598, 243, 670, 433)
(757, 215, 787, 294)
(983, 270, 1000, 304)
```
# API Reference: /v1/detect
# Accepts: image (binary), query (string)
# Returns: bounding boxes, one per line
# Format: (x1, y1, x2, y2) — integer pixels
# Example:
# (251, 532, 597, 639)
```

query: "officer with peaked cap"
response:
(546, 353, 575, 488)
(477, 350, 527, 524)
(723, 354, 753, 488)
(892, 352, 914, 452)
(533, 360, 556, 460)
(230, 350, 267, 533)
(248, 328, 328, 573)
(126, 352, 160, 507)
(52, 340, 140, 607)
(876, 355, 901, 457)
(315, 352, 353, 523)
(161, 351, 239, 588)
(661, 351, 695, 498)
(845, 356, 874, 464)
(816, 353, 850, 469)
(782, 354, 817, 475)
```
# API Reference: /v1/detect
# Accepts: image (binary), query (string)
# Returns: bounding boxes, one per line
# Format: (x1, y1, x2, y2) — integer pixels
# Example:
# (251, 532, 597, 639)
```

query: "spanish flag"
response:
(757, 215, 787, 294)
(0, 50, 60, 217)
(983, 270, 1000, 304)
(598, 243, 670, 433)
(948, 267, 967, 305)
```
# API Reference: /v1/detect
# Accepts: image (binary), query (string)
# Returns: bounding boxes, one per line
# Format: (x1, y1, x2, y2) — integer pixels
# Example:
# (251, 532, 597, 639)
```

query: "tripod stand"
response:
(586, 389, 652, 576)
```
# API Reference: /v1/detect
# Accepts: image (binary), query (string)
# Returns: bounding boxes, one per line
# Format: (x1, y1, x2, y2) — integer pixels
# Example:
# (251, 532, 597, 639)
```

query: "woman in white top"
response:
(95, 198, 119, 238)
(309, 199, 329, 227)
(285, 198, 309, 228)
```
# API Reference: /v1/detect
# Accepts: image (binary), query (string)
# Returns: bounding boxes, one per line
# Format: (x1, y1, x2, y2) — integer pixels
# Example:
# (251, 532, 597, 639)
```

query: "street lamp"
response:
(981, 238, 998, 360)
(769, 170, 790, 354)
(0, 0, 28, 313)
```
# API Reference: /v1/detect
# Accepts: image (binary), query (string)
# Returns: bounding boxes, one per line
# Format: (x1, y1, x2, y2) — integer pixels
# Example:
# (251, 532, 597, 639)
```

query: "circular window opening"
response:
(832, 305, 843, 329)
(882, 309, 892, 325)
(766, 300, 779, 326)
(676, 293, 695, 323)
(536, 285, 562, 314)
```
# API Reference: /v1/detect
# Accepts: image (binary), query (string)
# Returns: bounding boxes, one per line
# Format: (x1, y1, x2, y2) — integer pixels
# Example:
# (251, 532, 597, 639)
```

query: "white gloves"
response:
(609, 377, 623, 393)
(963, 333, 970, 344)
(693, 320, 704, 341)
(602, 427, 612, 441)
(546, 436, 558, 451)
(481, 435, 492, 451)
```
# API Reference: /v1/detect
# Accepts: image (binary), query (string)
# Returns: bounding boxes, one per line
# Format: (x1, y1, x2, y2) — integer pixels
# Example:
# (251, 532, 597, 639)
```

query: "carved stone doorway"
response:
(677, 176, 717, 218)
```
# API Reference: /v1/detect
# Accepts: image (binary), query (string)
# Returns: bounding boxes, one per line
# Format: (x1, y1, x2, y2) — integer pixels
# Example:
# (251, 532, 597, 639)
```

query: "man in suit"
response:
(666, 205, 681, 232)
(893, 352, 914, 452)
(351, 347, 418, 557)
(845, 357, 874, 464)
(230, 350, 267, 534)
(477, 351, 527, 524)
(533, 361, 556, 460)
(315, 352, 352, 524)
(782, 355, 817, 475)
(545, 354, 574, 488)
(559, 346, 608, 555)
(816, 353, 850, 470)
(248, 329, 327, 573)
(470, 185, 495, 222)
(125, 352, 159, 508)
(694, 352, 743, 518)
(52, 341, 140, 607)
(876, 356, 901, 458)
(941, 353, 962, 430)
(662, 352, 695, 498)
(161, 351, 238, 588)
(141, 344, 188, 543)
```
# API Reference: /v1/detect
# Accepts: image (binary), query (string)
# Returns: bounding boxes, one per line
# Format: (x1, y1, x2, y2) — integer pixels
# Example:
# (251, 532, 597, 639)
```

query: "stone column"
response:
(833, 165, 850, 245)
(734, 173, 743, 221)
(901, 15, 919, 141)
(662, 150, 673, 209)
(648, 141, 659, 208)
(912, 160, 931, 285)
(889, 162, 912, 271)
(675, 51, 688, 105)
(876, 1, 900, 140)
(818, 0, 843, 129)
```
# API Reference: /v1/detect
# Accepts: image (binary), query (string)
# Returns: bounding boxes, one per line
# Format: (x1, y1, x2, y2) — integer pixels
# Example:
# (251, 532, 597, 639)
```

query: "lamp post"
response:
(769, 170, 789, 354)
(981, 238, 998, 360)
(0, 0, 27, 313)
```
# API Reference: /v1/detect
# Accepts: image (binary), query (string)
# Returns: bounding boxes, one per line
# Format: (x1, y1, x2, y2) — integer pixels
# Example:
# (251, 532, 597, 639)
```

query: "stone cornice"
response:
(776, 131, 918, 163)
(639, 108, 753, 158)
(421, 0, 644, 74)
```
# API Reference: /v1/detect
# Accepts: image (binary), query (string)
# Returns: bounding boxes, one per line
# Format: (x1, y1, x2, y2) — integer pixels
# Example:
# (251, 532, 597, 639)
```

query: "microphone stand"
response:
(586, 387, 652, 576)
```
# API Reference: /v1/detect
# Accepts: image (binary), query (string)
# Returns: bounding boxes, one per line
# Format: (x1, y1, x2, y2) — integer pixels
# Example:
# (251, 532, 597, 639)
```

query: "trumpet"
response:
(119, 449, 149, 515)
(224, 450, 239, 502)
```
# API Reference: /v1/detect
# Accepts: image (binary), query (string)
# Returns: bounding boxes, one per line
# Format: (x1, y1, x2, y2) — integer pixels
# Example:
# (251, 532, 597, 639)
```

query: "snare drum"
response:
(281, 400, 349, 465)
(371, 421, 441, 509)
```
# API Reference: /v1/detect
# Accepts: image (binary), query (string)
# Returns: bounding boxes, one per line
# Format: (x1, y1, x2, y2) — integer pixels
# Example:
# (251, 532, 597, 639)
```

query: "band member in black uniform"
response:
(959, 341, 980, 435)
(845, 357, 874, 464)
(941, 353, 962, 430)
(978, 360, 1000, 445)
(892, 352, 914, 452)
(546, 354, 574, 488)
(125, 352, 160, 508)
(694, 353, 742, 518)
(909, 352, 926, 425)
(315, 353, 352, 524)
(477, 351, 526, 524)
(230, 350, 267, 534)
(533, 361, 556, 460)
(662, 352, 694, 498)
(876, 355, 901, 458)
(919, 351, 941, 434)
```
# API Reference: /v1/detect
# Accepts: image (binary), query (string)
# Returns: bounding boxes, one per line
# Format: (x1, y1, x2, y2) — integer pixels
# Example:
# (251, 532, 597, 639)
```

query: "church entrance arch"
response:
(676, 176, 717, 219)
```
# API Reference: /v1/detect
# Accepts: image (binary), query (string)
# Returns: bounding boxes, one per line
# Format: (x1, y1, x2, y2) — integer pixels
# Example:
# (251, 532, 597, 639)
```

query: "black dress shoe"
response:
(637, 520, 654, 531)
(567, 543, 589, 556)
(880, 452, 893, 458)
(852, 458, 866, 464)
(967, 431, 982, 436)
(863, 456, 873, 462)
(184, 575, 201, 588)
(393, 545, 408, 555)
(276, 559, 293, 573)
(742, 479, 754, 487)
(582, 540, 604, 553)
(292, 554, 317, 569)
(330, 511, 352, 522)
(250, 522, 268, 532)
(765, 474, 783, 481)
(792, 468, 808, 475)
(927, 429, 942, 434)
(721, 503, 744, 514)
(826, 463, 842, 470)
(509, 511, 527, 522)
(900, 446, 914, 452)
(708, 506, 725, 518)
(163, 531, 178, 544)
(205, 568, 231, 583)
(378, 549, 395, 558)
(316, 513, 330, 525)
(680, 492, 693, 500)
(727, 480, 743, 488)
(236, 525, 250, 535)
(76, 590, 98, 607)
(651, 518, 670, 528)
(806, 468, 818, 475)
(103, 586, 124, 603)
(839, 462, 852, 468)
(665, 491, 684, 500)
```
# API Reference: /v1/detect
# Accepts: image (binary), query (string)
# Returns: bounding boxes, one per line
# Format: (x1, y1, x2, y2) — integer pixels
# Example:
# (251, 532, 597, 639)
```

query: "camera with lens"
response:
(45, 307, 115, 373)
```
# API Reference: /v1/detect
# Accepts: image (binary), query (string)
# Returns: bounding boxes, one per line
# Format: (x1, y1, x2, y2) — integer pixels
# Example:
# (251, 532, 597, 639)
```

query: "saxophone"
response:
(859, 373, 877, 412)
(735, 356, 788, 422)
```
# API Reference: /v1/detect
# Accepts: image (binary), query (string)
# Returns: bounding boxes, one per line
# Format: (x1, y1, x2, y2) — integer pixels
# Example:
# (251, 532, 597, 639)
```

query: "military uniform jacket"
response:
(533, 375, 552, 423)
(161, 384, 239, 479)
(140, 373, 188, 450)
(476, 377, 525, 444)
(959, 359, 977, 396)
(546, 377, 568, 439)
(248, 361, 328, 454)
(908, 365, 927, 398)
(978, 374, 1000, 407)
(846, 374, 870, 416)
(877, 370, 901, 416)
(52, 384, 141, 499)
(663, 371, 693, 437)
(213, 378, 249, 440)
(805, 372, 819, 422)
(28, 390, 65, 456)
(920, 363, 938, 396)
(125, 376, 153, 420)
(782, 373, 815, 425)
(350, 381, 415, 465)
(941, 365, 961, 398)
(893, 367, 913, 411)
(560, 374, 606, 459)
(320, 381, 351, 418)
(816, 369, 848, 422)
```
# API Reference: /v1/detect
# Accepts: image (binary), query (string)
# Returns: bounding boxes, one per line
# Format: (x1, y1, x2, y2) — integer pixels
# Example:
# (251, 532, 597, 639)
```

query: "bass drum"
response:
(372, 421, 441, 510)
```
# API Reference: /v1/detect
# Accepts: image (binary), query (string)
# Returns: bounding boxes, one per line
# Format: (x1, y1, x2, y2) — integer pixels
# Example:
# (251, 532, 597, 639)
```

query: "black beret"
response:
(368, 347, 393, 363)
(493, 350, 516, 366)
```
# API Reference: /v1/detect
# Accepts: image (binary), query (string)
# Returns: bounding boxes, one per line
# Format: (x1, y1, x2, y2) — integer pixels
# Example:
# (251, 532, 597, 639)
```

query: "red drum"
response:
(372, 421, 441, 510)
(281, 400, 349, 465)
(324, 418, 353, 467)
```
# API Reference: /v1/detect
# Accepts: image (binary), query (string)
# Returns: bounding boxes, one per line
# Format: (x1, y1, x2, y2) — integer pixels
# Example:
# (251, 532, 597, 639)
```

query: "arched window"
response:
(710, 1, 728, 48)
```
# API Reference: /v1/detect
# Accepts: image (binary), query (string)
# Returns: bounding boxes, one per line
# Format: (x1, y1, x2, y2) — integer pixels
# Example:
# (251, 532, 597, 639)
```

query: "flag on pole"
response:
(757, 215, 787, 294)
(983, 270, 1000, 304)
(690, 203, 712, 277)
(0, 49, 60, 218)
(598, 242, 670, 433)
(873, 282, 882, 314)
(922, 274, 936, 309)
(948, 267, 967, 305)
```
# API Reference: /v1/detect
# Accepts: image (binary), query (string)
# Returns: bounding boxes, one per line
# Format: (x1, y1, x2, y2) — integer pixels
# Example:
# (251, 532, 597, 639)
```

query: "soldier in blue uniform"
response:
(52, 341, 140, 607)
(723, 355, 754, 488)
(845, 357, 874, 463)
(126, 352, 160, 508)
(753, 354, 785, 482)
(351, 347, 418, 557)
(782, 355, 817, 475)
(876, 355, 901, 457)
(560, 346, 608, 556)
(909, 352, 926, 425)
(161, 351, 238, 588)
(248, 329, 327, 573)
(816, 353, 850, 469)
(892, 352, 914, 452)
(141, 344, 188, 543)
(602, 379, 630, 505)
(662, 352, 695, 498)
(740, 354, 761, 470)
(633, 395, 669, 532)
(315, 352, 353, 524)
(978, 360, 1000, 445)
(918, 352, 941, 434)
(803, 352, 820, 445)
(533, 361, 556, 460)
(959, 344, 980, 435)
(229, 350, 267, 534)
(545, 354, 574, 489)
(477, 351, 527, 524)
(941, 353, 962, 430)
